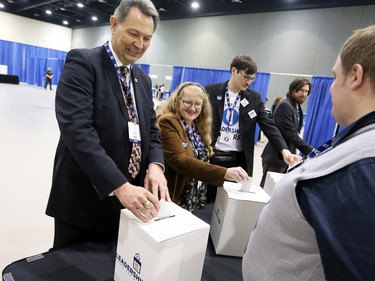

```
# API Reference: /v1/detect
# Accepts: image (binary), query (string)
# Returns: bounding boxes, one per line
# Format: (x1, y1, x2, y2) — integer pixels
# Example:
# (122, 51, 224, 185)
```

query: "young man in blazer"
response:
(46, 0, 170, 250)
(205, 54, 300, 202)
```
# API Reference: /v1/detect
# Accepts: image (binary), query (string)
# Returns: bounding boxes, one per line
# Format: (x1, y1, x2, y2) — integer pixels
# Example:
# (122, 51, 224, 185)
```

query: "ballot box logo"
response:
(116, 252, 144, 281)
(133, 253, 142, 274)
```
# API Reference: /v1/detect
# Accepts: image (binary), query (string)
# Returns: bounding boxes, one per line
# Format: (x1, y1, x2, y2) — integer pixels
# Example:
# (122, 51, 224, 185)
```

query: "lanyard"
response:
(225, 88, 241, 123)
(180, 117, 205, 159)
(103, 41, 137, 120)
(287, 138, 333, 172)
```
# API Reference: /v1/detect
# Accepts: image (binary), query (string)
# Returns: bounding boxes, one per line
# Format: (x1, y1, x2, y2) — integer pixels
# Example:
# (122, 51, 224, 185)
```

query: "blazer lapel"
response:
(239, 90, 250, 121)
(215, 83, 226, 123)
(101, 47, 128, 120)
(131, 68, 147, 142)
(297, 104, 303, 130)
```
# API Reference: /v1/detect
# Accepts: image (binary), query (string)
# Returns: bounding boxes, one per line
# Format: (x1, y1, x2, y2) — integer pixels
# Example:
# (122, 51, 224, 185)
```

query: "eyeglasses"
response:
(180, 99, 203, 109)
(239, 71, 256, 82)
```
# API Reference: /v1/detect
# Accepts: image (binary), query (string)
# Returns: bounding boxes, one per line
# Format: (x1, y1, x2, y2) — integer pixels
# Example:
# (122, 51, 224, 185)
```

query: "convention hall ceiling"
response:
(1, 0, 375, 29)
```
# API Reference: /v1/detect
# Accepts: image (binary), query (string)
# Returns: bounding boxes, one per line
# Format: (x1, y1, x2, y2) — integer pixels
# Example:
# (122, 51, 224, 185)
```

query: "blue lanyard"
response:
(103, 41, 137, 121)
(180, 117, 205, 159)
(225, 88, 241, 123)
(287, 138, 333, 172)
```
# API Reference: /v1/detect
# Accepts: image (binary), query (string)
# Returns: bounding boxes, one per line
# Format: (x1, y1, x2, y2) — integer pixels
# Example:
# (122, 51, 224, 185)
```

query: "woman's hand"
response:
(224, 167, 250, 182)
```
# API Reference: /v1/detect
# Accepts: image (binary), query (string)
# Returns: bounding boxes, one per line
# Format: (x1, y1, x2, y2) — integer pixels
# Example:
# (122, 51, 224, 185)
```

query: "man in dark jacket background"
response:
(260, 77, 314, 187)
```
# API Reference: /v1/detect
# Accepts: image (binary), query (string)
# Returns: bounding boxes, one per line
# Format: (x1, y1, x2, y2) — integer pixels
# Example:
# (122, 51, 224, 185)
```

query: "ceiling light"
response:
(91, 16, 98, 21)
(63, 20, 69, 25)
(77, 3, 84, 8)
(191, 2, 200, 9)
(0, 3, 5, 8)
(46, 10, 52, 15)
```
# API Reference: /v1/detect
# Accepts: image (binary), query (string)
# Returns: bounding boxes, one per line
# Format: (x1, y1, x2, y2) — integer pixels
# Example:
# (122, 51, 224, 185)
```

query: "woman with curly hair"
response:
(156, 82, 249, 212)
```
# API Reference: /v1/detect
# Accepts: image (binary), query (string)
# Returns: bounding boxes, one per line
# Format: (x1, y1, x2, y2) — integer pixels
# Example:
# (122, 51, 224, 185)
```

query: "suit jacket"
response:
(205, 82, 287, 176)
(46, 46, 164, 231)
(261, 96, 314, 167)
(158, 115, 226, 203)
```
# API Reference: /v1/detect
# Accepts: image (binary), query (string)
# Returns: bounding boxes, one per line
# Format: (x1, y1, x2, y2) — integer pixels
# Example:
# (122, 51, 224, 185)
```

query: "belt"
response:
(212, 149, 243, 157)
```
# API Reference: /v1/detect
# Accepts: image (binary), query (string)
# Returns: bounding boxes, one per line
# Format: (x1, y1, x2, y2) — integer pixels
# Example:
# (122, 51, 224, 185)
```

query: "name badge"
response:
(128, 122, 141, 143)
(248, 109, 257, 119)
(240, 98, 249, 107)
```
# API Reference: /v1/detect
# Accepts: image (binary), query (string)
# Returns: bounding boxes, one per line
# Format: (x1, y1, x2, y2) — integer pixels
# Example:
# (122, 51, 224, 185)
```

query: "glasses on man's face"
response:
(180, 99, 203, 109)
(239, 71, 256, 82)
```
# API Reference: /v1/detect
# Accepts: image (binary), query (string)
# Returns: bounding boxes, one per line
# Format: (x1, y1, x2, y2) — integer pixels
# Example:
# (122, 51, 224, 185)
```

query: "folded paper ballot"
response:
(240, 178, 254, 192)
(155, 199, 174, 220)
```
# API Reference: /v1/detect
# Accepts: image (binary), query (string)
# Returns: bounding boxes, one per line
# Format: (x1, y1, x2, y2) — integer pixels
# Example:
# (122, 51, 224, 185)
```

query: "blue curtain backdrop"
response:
(182, 67, 231, 87)
(136, 64, 150, 75)
(304, 76, 337, 148)
(170, 66, 271, 144)
(170, 66, 184, 93)
(249, 72, 271, 143)
(0, 39, 67, 87)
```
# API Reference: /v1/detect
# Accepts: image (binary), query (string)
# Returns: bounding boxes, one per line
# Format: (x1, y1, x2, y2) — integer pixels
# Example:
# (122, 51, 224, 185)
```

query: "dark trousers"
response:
(259, 160, 287, 188)
(45, 79, 52, 90)
(52, 219, 118, 251)
(207, 150, 247, 203)
(51, 174, 142, 251)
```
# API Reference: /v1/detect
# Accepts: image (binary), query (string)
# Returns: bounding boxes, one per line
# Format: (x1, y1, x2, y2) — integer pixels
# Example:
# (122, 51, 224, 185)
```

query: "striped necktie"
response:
(120, 66, 141, 179)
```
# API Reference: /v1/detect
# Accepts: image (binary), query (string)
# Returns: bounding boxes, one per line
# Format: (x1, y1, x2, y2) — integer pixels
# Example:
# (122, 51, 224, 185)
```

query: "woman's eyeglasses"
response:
(180, 99, 203, 109)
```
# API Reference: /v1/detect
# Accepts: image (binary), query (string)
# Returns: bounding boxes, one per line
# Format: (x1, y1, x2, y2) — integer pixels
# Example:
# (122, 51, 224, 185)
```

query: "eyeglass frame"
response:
(238, 71, 256, 82)
(180, 98, 203, 109)
(177, 82, 206, 109)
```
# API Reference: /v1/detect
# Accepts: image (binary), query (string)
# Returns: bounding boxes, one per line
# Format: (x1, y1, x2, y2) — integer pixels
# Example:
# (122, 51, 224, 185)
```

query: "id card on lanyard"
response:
(128, 122, 141, 143)
(104, 41, 141, 144)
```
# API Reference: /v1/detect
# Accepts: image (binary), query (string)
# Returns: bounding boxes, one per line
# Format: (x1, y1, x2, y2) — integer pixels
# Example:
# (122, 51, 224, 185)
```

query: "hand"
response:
(144, 163, 171, 202)
(281, 149, 302, 166)
(114, 182, 159, 223)
(224, 167, 250, 183)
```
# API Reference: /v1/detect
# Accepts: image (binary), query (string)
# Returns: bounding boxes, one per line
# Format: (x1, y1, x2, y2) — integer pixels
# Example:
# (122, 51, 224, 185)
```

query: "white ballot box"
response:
(114, 201, 210, 281)
(210, 182, 270, 257)
(264, 171, 284, 196)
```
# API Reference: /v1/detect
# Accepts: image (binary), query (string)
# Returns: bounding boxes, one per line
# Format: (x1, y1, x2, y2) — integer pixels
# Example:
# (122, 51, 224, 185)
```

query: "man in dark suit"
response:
(205, 55, 300, 201)
(46, 0, 170, 250)
(260, 77, 315, 187)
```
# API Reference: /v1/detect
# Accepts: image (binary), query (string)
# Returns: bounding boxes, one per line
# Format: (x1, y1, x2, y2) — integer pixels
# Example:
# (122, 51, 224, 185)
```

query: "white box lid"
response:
(123, 201, 209, 243)
(223, 181, 270, 203)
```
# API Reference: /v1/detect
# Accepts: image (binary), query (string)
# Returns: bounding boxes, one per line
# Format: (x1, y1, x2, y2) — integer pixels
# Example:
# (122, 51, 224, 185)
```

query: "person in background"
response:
(243, 25, 375, 281)
(159, 83, 165, 100)
(260, 77, 314, 187)
(46, 0, 170, 250)
(205, 54, 301, 202)
(44, 66, 53, 90)
(156, 82, 249, 212)
(270, 96, 283, 118)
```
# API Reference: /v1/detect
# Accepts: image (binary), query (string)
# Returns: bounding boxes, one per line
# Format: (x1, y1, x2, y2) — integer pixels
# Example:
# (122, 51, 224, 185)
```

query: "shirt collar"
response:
(108, 40, 131, 70)
(333, 111, 375, 147)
